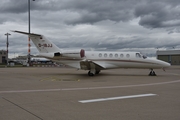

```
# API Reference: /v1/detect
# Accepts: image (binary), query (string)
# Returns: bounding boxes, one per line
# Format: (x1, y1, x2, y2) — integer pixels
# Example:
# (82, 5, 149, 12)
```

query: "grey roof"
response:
(157, 50, 180, 55)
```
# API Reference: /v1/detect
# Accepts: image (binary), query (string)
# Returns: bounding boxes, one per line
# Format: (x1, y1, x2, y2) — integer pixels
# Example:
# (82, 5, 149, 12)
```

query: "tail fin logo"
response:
(38, 43, 52, 47)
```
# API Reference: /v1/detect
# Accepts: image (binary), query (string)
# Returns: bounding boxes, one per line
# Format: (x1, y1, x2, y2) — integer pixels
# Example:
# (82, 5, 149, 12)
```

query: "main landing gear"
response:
(88, 70, 101, 76)
(149, 69, 156, 76)
(87, 63, 101, 76)
(88, 71, 94, 76)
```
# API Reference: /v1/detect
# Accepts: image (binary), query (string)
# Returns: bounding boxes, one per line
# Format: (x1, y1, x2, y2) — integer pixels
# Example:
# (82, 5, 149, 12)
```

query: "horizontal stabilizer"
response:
(12, 30, 41, 37)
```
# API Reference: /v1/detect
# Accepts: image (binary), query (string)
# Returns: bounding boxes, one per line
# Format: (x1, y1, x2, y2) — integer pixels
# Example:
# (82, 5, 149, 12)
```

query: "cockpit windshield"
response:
(136, 53, 141, 58)
(142, 55, 147, 59)
(136, 53, 147, 59)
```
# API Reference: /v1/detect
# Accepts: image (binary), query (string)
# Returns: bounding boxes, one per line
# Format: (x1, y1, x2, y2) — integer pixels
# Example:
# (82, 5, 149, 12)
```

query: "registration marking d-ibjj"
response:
(79, 93, 157, 103)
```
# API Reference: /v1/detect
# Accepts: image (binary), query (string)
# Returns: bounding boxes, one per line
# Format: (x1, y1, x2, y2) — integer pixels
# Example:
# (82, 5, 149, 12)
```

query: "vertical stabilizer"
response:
(13, 31, 61, 53)
(30, 35, 60, 53)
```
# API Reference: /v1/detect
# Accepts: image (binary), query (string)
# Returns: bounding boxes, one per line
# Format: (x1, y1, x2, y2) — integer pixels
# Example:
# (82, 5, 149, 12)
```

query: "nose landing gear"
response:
(149, 69, 156, 76)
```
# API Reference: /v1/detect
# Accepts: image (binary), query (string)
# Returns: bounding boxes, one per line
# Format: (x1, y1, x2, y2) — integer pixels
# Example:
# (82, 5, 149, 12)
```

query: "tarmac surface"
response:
(0, 66, 180, 120)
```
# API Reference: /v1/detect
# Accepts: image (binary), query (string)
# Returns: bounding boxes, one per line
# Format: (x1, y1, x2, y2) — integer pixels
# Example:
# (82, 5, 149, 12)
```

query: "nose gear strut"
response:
(149, 69, 156, 76)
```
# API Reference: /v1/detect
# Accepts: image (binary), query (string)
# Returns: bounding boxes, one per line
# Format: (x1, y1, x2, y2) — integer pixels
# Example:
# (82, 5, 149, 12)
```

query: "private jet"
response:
(13, 31, 170, 76)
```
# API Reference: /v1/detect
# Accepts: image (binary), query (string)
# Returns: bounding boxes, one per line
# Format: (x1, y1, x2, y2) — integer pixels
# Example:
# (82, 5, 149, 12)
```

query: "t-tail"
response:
(13, 30, 61, 58)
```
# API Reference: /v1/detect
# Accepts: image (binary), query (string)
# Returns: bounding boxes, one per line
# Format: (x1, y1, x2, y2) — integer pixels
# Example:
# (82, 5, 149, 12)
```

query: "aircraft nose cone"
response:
(161, 61, 171, 68)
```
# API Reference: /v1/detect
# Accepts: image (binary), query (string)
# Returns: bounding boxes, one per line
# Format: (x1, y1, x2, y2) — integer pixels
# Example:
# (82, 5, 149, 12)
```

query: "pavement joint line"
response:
(1, 97, 43, 120)
(0, 79, 180, 94)
(79, 93, 157, 103)
(167, 73, 180, 76)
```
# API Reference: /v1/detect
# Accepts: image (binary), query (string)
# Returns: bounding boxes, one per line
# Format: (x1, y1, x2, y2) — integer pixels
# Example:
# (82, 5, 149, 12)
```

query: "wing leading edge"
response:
(80, 60, 105, 70)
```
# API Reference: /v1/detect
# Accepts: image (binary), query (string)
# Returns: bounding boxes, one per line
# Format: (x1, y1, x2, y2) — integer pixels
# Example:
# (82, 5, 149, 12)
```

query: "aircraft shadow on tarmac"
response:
(46, 72, 152, 77)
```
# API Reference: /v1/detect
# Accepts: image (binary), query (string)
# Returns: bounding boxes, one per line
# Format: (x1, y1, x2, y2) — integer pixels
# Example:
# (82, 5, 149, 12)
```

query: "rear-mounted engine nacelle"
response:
(39, 53, 55, 58)
(61, 49, 85, 58)
(54, 52, 61, 57)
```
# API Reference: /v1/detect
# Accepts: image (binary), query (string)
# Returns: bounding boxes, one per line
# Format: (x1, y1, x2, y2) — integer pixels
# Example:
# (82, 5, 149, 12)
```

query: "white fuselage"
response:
(47, 50, 170, 70)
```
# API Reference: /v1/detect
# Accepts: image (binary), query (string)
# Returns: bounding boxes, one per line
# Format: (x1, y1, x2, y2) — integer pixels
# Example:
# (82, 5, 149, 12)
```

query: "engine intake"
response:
(54, 52, 61, 56)
(80, 49, 85, 58)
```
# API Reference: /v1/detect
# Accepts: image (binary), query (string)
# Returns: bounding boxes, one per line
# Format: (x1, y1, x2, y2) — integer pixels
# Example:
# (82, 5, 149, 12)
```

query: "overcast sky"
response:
(0, 0, 180, 58)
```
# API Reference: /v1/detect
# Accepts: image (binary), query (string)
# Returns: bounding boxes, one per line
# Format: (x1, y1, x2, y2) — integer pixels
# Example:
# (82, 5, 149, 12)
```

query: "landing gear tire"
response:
(96, 70, 101, 74)
(88, 71, 94, 76)
(149, 69, 156, 76)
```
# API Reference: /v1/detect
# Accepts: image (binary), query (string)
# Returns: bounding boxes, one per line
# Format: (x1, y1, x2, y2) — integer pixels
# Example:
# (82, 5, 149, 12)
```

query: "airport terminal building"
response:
(157, 50, 180, 65)
(0, 50, 7, 64)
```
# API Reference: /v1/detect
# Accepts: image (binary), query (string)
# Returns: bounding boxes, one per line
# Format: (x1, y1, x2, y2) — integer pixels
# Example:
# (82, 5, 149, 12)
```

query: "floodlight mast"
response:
(4, 33, 11, 66)
(28, 0, 35, 66)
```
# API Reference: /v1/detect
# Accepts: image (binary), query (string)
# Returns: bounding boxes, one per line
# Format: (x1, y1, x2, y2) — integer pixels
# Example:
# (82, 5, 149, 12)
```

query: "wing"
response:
(79, 59, 118, 70)
(80, 60, 105, 70)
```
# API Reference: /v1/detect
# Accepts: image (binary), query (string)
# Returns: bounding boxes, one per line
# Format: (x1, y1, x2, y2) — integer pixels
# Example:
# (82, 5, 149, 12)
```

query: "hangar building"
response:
(157, 50, 180, 65)
(0, 50, 7, 64)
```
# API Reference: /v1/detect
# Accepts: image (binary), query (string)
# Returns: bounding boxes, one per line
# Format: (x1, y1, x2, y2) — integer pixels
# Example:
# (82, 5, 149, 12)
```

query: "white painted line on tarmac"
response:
(0, 79, 180, 94)
(167, 73, 180, 76)
(79, 93, 157, 103)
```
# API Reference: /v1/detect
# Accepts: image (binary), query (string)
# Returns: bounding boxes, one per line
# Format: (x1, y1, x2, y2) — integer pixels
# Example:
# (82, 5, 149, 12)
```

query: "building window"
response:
(2, 56, 6, 64)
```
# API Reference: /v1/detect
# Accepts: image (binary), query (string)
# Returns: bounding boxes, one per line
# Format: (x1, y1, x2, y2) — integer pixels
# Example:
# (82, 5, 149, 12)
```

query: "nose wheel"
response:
(149, 69, 156, 76)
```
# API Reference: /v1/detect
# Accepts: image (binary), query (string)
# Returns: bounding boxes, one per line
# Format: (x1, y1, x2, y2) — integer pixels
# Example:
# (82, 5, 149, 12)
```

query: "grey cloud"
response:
(54, 34, 179, 51)
(135, 1, 180, 29)
(0, 0, 27, 13)
(0, 0, 136, 24)
(2, 0, 180, 29)
(63, 0, 136, 24)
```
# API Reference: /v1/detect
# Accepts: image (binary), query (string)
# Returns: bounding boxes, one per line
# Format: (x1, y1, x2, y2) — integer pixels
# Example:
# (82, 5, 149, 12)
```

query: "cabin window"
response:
(99, 53, 102, 57)
(120, 54, 124, 58)
(104, 53, 107, 57)
(126, 54, 130, 58)
(115, 54, 118, 58)
(109, 53, 113, 57)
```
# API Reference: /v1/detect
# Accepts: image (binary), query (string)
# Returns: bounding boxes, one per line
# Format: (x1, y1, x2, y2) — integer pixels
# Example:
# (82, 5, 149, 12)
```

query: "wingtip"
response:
(10, 30, 16, 32)
(11, 30, 23, 33)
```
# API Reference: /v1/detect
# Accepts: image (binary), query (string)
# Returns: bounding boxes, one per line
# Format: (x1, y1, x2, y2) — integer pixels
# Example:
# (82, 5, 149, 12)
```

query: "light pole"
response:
(5, 33, 11, 66)
(28, 0, 35, 66)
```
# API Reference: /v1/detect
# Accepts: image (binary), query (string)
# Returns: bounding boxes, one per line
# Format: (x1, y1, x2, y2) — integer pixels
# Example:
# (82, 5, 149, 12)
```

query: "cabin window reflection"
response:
(109, 53, 113, 57)
(126, 54, 130, 58)
(115, 54, 118, 58)
(104, 53, 107, 57)
(120, 54, 124, 58)
(99, 53, 102, 57)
